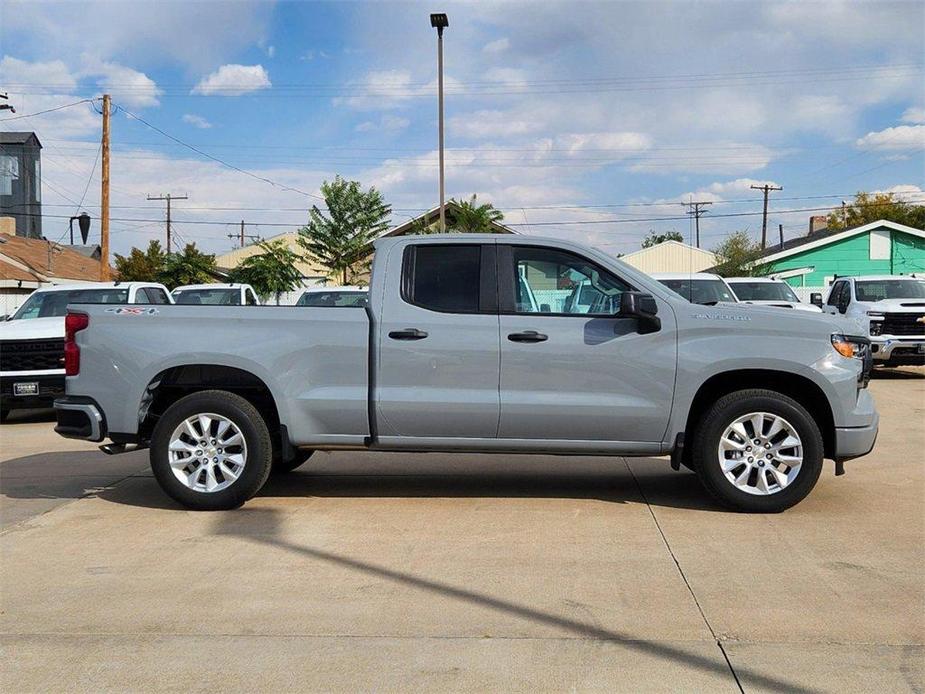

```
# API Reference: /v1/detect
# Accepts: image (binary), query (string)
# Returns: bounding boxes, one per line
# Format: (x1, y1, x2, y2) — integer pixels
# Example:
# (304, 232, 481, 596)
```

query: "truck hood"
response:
(855, 298, 925, 312)
(740, 300, 822, 313)
(0, 316, 65, 340)
(702, 302, 860, 336)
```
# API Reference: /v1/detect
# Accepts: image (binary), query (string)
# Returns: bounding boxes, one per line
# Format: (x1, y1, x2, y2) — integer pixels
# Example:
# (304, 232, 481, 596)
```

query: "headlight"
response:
(832, 333, 865, 359)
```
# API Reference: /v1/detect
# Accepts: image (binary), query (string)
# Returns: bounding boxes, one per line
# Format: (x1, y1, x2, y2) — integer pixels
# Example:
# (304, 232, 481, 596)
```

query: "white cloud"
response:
(355, 114, 410, 133)
(630, 142, 776, 175)
(706, 178, 782, 196)
(855, 125, 925, 152)
(266, 45, 276, 58)
(300, 50, 331, 61)
(876, 184, 925, 202)
(901, 106, 925, 125)
(182, 113, 212, 129)
(192, 64, 271, 96)
(482, 38, 510, 54)
(483, 67, 528, 88)
(0, 56, 76, 93)
(80, 56, 161, 108)
(449, 109, 543, 139)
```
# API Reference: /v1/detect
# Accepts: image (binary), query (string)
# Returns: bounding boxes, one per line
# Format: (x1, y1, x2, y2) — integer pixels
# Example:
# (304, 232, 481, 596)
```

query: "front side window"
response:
(297, 291, 367, 307)
(510, 246, 629, 315)
(173, 288, 241, 305)
(245, 290, 258, 306)
(658, 279, 736, 305)
(142, 288, 169, 304)
(402, 245, 481, 313)
(827, 282, 845, 307)
(856, 279, 925, 301)
(11, 288, 129, 319)
(730, 281, 800, 302)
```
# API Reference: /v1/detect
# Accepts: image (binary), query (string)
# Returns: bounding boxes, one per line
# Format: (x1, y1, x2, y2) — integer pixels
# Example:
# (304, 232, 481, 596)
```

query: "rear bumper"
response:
(54, 397, 106, 442)
(0, 374, 65, 411)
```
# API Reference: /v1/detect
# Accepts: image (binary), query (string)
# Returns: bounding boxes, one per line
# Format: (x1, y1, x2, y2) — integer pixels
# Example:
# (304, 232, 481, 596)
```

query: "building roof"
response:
(0, 131, 42, 147)
(758, 219, 925, 264)
(619, 240, 718, 274)
(214, 230, 328, 277)
(0, 232, 109, 283)
(380, 201, 517, 237)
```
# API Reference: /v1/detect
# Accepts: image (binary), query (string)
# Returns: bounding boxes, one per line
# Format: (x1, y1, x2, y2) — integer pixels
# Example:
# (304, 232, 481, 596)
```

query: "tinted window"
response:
(658, 279, 736, 305)
(827, 282, 845, 307)
(245, 290, 258, 306)
(297, 291, 368, 307)
(730, 281, 800, 302)
(404, 245, 481, 312)
(11, 288, 130, 319)
(512, 247, 629, 315)
(146, 288, 169, 304)
(173, 288, 241, 305)
(856, 279, 925, 301)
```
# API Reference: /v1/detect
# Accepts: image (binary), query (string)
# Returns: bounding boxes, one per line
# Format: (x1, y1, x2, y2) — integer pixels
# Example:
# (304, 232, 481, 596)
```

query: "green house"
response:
(758, 220, 925, 296)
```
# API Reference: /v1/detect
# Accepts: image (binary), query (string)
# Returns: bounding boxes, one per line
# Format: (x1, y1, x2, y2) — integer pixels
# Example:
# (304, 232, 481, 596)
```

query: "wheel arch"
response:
(684, 369, 836, 459)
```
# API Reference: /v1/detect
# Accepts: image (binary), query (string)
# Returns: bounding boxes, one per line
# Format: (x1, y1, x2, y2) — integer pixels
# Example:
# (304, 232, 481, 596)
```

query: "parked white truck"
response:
(726, 277, 823, 312)
(0, 282, 171, 420)
(825, 275, 925, 367)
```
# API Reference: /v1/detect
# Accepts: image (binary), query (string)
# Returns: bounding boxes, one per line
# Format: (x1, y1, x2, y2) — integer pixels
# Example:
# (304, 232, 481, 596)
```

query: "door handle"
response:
(388, 328, 428, 340)
(507, 330, 548, 343)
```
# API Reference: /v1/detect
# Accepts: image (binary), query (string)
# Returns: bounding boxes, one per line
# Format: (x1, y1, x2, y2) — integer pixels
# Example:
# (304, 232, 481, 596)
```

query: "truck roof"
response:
(726, 277, 785, 284)
(172, 284, 250, 291)
(301, 285, 367, 293)
(31, 281, 166, 293)
(845, 275, 924, 283)
(649, 272, 725, 280)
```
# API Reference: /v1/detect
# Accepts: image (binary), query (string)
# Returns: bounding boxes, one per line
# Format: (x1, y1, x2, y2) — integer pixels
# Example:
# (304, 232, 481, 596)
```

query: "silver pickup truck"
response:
(54, 235, 878, 513)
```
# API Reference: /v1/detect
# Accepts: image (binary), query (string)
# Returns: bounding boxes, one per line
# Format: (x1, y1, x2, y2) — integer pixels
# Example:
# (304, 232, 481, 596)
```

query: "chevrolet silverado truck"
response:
(54, 235, 878, 513)
(825, 275, 925, 367)
(0, 282, 171, 421)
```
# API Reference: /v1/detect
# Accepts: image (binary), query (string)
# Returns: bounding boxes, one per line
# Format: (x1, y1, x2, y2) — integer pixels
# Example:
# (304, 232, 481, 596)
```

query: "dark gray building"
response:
(0, 132, 42, 238)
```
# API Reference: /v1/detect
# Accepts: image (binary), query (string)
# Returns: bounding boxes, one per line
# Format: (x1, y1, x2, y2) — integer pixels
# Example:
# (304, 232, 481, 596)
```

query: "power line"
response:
(146, 193, 189, 253)
(114, 104, 327, 201)
(685, 201, 712, 248)
(0, 98, 94, 121)
(750, 184, 784, 248)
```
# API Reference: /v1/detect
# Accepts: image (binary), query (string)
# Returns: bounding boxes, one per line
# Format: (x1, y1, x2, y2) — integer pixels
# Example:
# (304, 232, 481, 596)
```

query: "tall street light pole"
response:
(431, 13, 448, 233)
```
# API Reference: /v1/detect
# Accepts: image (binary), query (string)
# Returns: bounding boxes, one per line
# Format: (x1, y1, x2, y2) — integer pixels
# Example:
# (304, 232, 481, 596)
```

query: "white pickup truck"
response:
(0, 282, 171, 420)
(825, 275, 925, 367)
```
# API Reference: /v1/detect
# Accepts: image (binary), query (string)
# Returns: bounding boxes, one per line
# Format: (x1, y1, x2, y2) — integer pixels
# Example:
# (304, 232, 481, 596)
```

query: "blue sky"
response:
(1, 0, 923, 257)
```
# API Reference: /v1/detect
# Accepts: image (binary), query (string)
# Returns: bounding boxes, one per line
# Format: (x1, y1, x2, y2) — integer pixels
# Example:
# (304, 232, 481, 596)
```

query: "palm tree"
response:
(448, 194, 504, 233)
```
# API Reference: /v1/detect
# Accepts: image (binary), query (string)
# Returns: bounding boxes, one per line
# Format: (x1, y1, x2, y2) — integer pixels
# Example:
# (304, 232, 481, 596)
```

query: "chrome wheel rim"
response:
(167, 413, 247, 493)
(718, 412, 803, 496)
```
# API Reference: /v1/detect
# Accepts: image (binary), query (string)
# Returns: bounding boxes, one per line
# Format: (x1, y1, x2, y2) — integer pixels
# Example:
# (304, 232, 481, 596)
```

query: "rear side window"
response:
(402, 245, 482, 313)
(145, 288, 169, 304)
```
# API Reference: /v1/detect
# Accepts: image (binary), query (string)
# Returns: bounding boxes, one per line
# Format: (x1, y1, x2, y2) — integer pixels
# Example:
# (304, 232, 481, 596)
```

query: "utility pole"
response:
(778, 223, 784, 249)
(100, 94, 111, 280)
(146, 193, 188, 253)
(685, 201, 712, 248)
(430, 13, 449, 232)
(226, 221, 260, 248)
(751, 183, 783, 249)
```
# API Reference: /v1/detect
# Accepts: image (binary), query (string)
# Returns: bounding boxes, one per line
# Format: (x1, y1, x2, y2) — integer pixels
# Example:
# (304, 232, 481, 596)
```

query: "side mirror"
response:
(617, 291, 661, 334)
(810, 293, 823, 307)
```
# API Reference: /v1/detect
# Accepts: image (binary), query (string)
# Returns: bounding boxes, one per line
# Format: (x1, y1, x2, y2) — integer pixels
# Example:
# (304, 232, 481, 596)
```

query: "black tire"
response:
(272, 449, 314, 474)
(692, 389, 824, 513)
(149, 390, 273, 511)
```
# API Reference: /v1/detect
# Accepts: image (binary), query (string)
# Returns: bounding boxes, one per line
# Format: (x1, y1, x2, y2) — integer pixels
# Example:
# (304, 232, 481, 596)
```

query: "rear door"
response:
(375, 242, 501, 438)
(497, 244, 677, 443)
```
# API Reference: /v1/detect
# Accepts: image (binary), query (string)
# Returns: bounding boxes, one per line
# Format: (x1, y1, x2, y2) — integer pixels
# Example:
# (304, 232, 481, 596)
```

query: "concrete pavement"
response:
(1, 370, 923, 692)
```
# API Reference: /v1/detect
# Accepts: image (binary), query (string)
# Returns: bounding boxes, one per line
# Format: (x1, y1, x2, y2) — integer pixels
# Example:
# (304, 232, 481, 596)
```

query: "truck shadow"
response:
(870, 367, 924, 380)
(0, 450, 723, 513)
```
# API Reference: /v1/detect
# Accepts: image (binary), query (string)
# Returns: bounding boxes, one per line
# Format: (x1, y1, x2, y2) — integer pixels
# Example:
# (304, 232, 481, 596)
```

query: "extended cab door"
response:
(375, 241, 501, 439)
(497, 244, 677, 443)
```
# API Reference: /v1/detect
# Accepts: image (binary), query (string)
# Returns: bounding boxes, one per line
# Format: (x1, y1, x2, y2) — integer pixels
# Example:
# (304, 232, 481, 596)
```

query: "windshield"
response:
(11, 288, 130, 319)
(297, 291, 367, 307)
(173, 288, 241, 305)
(855, 279, 925, 301)
(657, 278, 737, 305)
(730, 281, 800, 303)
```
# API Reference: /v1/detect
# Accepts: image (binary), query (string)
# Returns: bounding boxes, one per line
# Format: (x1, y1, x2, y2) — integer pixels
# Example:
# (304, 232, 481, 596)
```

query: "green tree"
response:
(114, 240, 166, 282)
(297, 175, 391, 285)
(158, 243, 217, 289)
(641, 230, 684, 248)
(228, 240, 303, 305)
(826, 191, 925, 231)
(711, 231, 767, 277)
(447, 194, 504, 233)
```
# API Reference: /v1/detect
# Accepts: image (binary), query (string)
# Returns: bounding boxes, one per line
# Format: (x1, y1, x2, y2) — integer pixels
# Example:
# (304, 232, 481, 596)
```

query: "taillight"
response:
(64, 312, 89, 376)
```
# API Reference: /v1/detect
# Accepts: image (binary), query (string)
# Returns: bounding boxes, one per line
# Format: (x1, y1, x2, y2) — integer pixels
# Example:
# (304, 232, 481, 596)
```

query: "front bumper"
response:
(869, 337, 925, 365)
(54, 397, 106, 442)
(0, 373, 65, 411)
(833, 389, 879, 461)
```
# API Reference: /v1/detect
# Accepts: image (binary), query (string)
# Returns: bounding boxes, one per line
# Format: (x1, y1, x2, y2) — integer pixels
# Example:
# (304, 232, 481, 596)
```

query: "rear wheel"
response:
(149, 390, 273, 510)
(692, 389, 823, 513)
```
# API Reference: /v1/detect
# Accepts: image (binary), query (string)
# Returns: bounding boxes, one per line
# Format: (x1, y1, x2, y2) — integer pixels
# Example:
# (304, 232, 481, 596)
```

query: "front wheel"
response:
(149, 390, 273, 511)
(692, 389, 824, 513)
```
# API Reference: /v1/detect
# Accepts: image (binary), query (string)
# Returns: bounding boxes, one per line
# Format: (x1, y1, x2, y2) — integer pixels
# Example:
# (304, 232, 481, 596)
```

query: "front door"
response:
(498, 244, 676, 443)
(375, 242, 501, 439)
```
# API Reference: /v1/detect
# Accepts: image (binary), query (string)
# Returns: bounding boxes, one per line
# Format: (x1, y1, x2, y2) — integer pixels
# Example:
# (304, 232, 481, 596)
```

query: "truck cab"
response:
(826, 275, 925, 367)
(172, 284, 261, 306)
